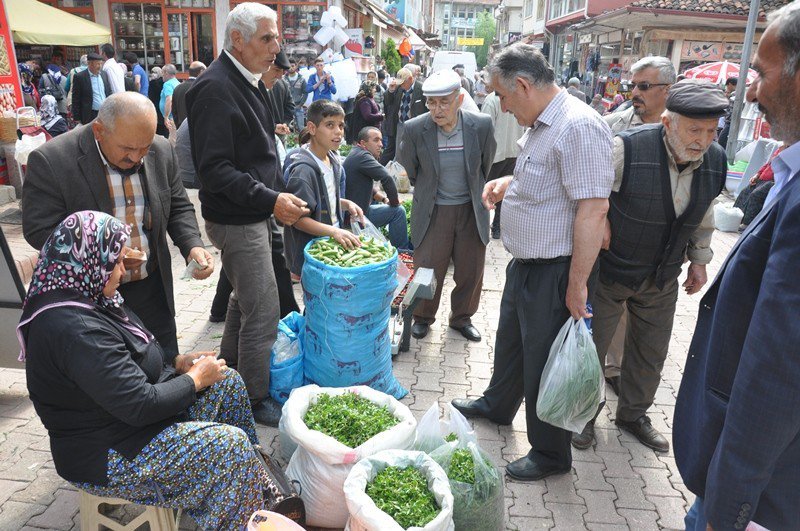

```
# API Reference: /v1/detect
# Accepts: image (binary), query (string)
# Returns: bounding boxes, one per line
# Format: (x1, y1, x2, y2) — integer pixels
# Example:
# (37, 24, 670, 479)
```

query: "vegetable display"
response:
(366, 466, 440, 529)
(307, 236, 395, 268)
(303, 392, 400, 448)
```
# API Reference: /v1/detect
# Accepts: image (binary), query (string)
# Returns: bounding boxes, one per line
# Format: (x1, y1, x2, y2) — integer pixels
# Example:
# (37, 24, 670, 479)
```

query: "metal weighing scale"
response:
(390, 267, 436, 355)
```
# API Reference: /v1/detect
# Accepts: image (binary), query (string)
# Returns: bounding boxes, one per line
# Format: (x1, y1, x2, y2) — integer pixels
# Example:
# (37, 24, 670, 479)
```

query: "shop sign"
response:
(508, 32, 522, 44)
(344, 28, 364, 58)
(578, 34, 592, 44)
(681, 41, 722, 62)
(457, 37, 484, 46)
(604, 62, 622, 99)
(451, 16, 476, 29)
(0, 0, 21, 112)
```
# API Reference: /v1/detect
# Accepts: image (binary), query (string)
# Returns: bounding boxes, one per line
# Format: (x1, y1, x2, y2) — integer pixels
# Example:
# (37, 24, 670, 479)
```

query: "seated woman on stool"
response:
(18, 211, 267, 530)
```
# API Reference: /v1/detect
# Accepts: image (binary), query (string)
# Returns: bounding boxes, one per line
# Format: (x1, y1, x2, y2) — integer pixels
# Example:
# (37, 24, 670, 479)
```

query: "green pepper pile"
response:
(303, 392, 400, 448)
(307, 236, 395, 267)
(366, 466, 440, 529)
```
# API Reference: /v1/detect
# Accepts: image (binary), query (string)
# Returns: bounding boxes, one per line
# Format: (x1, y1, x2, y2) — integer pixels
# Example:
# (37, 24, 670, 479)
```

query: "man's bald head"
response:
(188, 61, 207, 78)
(93, 93, 157, 171)
(97, 92, 157, 132)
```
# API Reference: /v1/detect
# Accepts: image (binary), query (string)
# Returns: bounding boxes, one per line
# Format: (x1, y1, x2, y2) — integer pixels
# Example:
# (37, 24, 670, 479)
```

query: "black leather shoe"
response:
(209, 313, 226, 323)
(411, 322, 429, 339)
(605, 376, 620, 396)
(506, 455, 571, 482)
(251, 397, 282, 427)
(491, 227, 501, 239)
(616, 416, 669, 453)
(450, 324, 481, 342)
(571, 420, 595, 450)
(451, 398, 511, 425)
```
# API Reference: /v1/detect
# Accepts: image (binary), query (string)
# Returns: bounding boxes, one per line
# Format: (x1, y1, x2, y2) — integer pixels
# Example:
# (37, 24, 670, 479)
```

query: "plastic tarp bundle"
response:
(714, 203, 745, 232)
(269, 312, 305, 404)
(283, 385, 417, 528)
(343, 449, 455, 531)
(301, 238, 406, 399)
(537, 318, 604, 433)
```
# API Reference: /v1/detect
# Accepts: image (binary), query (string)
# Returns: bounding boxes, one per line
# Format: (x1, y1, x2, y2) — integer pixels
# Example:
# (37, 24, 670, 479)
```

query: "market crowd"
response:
(14, 0, 800, 529)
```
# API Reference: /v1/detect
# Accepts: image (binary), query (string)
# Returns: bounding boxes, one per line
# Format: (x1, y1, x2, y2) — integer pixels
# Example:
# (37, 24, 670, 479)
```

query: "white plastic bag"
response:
(352, 217, 388, 244)
(343, 449, 455, 531)
(714, 203, 744, 232)
(386, 160, 410, 193)
(413, 402, 475, 454)
(283, 385, 417, 528)
(14, 132, 46, 166)
(536, 318, 603, 433)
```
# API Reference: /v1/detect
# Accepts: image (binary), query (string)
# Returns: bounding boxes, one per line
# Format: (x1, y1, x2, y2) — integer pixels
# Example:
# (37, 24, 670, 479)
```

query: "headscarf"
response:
(150, 66, 163, 81)
(357, 81, 375, 100)
(17, 211, 151, 361)
(39, 95, 58, 124)
(19, 63, 34, 94)
(46, 65, 63, 83)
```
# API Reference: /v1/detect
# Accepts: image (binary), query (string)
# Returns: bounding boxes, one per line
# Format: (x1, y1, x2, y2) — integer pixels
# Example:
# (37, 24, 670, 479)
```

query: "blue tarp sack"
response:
(269, 311, 305, 404)
(301, 238, 407, 399)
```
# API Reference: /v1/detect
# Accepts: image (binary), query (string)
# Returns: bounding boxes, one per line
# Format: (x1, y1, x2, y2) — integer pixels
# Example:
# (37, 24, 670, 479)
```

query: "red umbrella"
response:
(683, 61, 757, 84)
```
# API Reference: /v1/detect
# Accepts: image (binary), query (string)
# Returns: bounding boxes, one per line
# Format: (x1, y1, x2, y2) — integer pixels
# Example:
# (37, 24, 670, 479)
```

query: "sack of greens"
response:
(283, 385, 417, 528)
(413, 402, 475, 454)
(537, 317, 604, 433)
(343, 449, 454, 531)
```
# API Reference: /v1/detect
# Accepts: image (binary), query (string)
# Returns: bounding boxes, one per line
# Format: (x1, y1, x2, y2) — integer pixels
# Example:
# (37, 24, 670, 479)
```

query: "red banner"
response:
(0, 1, 22, 112)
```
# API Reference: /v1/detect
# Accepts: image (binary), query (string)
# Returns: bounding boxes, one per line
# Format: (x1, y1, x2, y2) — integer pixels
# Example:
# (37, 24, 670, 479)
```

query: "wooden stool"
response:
(78, 490, 179, 531)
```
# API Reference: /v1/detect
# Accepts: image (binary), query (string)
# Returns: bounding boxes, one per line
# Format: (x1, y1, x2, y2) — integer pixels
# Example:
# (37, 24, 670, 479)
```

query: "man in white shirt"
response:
(101, 43, 126, 94)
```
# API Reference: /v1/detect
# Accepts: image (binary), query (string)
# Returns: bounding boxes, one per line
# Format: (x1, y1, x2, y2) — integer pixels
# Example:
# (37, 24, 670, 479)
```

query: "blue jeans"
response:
(685, 498, 706, 531)
(293, 107, 305, 131)
(368, 203, 410, 250)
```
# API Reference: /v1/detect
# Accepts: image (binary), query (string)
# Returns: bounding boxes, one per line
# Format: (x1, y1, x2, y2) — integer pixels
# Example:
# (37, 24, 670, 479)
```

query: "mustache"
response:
(632, 97, 645, 104)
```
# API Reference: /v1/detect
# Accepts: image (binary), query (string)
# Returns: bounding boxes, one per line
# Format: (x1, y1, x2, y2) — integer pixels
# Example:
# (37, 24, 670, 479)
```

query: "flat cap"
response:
(87, 52, 103, 61)
(666, 80, 729, 119)
(273, 50, 291, 71)
(422, 70, 461, 97)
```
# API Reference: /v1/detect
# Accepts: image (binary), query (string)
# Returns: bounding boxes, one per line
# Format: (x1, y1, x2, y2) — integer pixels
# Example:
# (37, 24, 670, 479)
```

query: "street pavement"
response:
(0, 191, 739, 530)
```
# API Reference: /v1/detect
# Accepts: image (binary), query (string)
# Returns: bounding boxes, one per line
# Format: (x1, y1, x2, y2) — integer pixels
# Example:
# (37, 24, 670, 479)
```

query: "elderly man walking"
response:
(397, 70, 496, 342)
(452, 44, 613, 481)
(572, 80, 729, 453)
(675, 3, 800, 529)
(187, 2, 309, 426)
(22, 92, 214, 356)
(381, 67, 426, 164)
(566, 77, 587, 103)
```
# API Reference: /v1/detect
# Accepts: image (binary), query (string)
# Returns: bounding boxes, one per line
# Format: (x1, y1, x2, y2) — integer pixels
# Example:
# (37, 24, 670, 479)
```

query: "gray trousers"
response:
(206, 220, 279, 402)
(591, 274, 679, 422)
(604, 310, 626, 378)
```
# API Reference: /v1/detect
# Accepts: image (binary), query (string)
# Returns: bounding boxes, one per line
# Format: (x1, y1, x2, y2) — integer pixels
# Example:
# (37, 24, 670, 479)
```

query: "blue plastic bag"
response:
(301, 238, 407, 399)
(269, 311, 305, 404)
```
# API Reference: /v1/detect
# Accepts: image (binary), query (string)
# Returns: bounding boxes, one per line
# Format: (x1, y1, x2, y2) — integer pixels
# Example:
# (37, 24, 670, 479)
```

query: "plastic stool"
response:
(79, 490, 179, 531)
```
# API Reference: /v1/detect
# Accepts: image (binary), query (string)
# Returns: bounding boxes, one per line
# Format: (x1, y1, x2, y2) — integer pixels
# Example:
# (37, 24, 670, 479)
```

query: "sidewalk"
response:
(0, 192, 739, 530)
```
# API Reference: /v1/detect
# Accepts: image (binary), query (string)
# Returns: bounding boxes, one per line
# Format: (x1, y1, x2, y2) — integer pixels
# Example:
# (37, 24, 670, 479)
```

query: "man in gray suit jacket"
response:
(22, 92, 214, 356)
(397, 70, 496, 342)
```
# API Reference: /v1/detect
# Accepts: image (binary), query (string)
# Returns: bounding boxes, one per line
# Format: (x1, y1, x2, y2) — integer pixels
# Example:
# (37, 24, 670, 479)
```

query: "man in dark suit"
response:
(172, 61, 206, 128)
(380, 66, 426, 164)
(22, 92, 214, 357)
(71, 52, 112, 125)
(397, 70, 496, 342)
(674, 4, 800, 529)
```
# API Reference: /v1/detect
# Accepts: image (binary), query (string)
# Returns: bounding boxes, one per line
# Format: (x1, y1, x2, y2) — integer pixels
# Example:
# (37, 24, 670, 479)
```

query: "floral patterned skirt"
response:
(74, 369, 267, 530)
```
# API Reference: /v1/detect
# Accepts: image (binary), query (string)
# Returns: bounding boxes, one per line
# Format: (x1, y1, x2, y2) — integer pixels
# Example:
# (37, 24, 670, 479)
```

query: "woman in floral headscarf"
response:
(18, 211, 269, 530)
(19, 63, 40, 110)
(38, 95, 67, 137)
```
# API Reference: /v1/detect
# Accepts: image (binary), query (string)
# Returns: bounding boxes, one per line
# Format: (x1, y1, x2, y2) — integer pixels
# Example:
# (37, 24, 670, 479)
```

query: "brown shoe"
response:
(616, 416, 669, 453)
(571, 420, 595, 450)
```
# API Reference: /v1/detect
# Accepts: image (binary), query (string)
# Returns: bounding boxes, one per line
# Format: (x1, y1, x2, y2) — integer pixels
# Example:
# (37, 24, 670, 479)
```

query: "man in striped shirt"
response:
(452, 44, 614, 481)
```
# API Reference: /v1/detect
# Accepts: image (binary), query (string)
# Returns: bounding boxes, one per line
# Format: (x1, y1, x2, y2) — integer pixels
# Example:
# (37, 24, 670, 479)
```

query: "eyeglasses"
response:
(425, 98, 457, 110)
(628, 82, 670, 91)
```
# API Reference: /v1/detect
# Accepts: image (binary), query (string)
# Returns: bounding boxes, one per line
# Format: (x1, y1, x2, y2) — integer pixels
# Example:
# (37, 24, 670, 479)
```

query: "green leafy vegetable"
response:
(366, 466, 439, 529)
(444, 432, 458, 442)
(447, 449, 476, 484)
(303, 392, 399, 448)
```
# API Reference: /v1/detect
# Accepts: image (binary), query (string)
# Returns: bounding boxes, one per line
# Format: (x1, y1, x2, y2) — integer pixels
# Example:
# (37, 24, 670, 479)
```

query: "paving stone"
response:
(586, 524, 630, 531)
(507, 515, 554, 529)
(411, 371, 445, 392)
(573, 461, 613, 491)
(593, 428, 627, 454)
(597, 451, 637, 478)
(0, 479, 28, 506)
(635, 466, 682, 497)
(578, 489, 626, 525)
(26, 489, 78, 530)
(440, 383, 471, 400)
(607, 477, 655, 511)
(618, 508, 660, 531)
(621, 441, 668, 468)
(543, 472, 583, 505)
(0, 501, 47, 528)
(545, 502, 587, 529)
(10, 468, 70, 506)
(648, 495, 688, 529)
(439, 366, 469, 384)
(506, 481, 550, 518)
(571, 447, 604, 463)
(413, 356, 442, 374)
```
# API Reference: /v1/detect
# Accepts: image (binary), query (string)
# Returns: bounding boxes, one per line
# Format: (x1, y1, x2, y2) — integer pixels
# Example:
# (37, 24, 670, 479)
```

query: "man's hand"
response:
(373, 190, 389, 204)
(566, 281, 592, 319)
(274, 193, 310, 225)
(188, 247, 215, 280)
(174, 351, 216, 374)
(275, 123, 291, 135)
(482, 177, 512, 210)
(388, 79, 398, 92)
(602, 218, 611, 250)
(332, 227, 361, 250)
(342, 198, 365, 225)
(683, 263, 708, 295)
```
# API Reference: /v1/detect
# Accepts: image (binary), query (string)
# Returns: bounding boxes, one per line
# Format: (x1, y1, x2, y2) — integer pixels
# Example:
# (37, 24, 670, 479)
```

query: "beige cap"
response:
(395, 68, 413, 83)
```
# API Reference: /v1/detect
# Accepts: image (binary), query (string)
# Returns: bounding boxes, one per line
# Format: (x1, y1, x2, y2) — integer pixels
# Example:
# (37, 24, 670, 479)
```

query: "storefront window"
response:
(57, 0, 94, 7)
(111, 3, 166, 68)
(281, 4, 324, 58)
(549, 0, 585, 20)
(165, 0, 215, 7)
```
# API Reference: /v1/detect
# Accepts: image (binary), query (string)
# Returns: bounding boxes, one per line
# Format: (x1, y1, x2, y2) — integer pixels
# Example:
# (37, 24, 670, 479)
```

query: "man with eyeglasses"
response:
(605, 56, 676, 134)
(397, 69, 496, 343)
(572, 80, 728, 454)
(23, 92, 214, 358)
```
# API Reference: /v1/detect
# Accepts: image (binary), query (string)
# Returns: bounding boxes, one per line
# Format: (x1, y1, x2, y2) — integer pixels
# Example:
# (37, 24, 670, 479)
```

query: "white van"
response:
(430, 51, 478, 79)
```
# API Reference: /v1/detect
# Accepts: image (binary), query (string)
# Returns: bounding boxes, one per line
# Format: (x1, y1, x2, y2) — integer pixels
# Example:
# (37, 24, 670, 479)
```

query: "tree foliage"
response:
(471, 11, 496, 69)
(382, 38, 402, 75)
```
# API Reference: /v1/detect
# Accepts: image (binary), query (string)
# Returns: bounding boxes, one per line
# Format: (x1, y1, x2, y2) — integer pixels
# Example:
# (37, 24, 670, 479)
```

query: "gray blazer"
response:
(22, 125, 204, 316)
(397, 110, 496, 248)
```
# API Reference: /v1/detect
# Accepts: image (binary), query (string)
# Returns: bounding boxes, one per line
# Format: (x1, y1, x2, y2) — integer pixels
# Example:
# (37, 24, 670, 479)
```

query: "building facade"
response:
(434, 0, 499, 51)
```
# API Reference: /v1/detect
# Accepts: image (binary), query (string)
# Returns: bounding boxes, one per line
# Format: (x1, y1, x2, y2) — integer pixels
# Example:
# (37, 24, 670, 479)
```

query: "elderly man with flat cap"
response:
(571, 80, 729, 453)
(397, 70, 496, 342)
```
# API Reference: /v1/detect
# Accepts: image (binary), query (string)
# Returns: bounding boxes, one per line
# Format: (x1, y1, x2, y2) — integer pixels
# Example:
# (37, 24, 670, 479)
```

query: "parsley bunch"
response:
(304, 392, 400, 448)
(366, 466, 439, 529)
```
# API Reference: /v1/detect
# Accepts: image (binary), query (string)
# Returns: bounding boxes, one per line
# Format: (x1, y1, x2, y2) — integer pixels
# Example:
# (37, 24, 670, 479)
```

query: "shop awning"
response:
(405, 27, 427, 50)
(7, 0, 111, 46)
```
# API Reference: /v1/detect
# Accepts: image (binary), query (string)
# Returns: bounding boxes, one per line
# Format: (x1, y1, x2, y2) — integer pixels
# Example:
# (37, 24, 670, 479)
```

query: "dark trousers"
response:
(488, 158, 515, 232)
(118, 271, 179, 359)
(379, 135, 396, 165)
(412, 203, 485, 328)
(482, 259, 574, 468)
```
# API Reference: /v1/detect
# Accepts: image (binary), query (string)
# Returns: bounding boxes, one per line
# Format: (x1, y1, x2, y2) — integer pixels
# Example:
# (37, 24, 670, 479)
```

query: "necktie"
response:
(399, 89, 411, 123)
